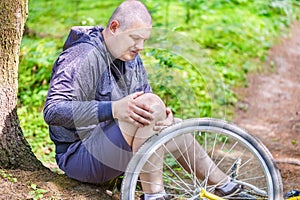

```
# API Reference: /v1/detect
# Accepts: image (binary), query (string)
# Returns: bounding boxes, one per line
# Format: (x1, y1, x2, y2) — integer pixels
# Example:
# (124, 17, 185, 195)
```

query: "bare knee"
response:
(132, 93, 166, 151)
(118, 93, 166, 150)
(135, 93, 166, 122)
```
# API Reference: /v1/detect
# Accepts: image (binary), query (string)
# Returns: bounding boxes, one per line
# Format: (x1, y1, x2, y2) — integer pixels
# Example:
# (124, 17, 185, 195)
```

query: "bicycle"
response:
(120, 118, 283, 200)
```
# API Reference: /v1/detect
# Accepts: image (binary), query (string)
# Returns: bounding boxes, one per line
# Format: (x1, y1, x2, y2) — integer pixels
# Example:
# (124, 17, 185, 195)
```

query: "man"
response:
(44, 0, 241, 199)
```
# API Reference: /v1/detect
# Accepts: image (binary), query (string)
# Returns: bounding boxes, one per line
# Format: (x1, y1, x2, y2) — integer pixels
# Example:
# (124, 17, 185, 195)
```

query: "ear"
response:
(109, 20, 120, 34)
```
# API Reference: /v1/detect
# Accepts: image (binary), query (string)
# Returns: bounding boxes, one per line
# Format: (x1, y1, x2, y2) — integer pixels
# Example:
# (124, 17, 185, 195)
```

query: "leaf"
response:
(31, 183, 37, 190)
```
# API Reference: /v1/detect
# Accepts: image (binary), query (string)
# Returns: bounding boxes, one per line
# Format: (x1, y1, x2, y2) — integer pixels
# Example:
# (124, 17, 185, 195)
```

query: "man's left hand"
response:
(153, 107, 175, 132)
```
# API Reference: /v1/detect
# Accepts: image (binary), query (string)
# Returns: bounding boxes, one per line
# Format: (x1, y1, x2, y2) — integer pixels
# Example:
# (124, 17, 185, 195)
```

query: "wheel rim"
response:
(122, 119, 282, 200)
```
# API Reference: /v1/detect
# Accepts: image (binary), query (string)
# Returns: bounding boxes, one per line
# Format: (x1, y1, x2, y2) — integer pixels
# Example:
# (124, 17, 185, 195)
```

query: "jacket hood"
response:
(63, 26, 105, 51)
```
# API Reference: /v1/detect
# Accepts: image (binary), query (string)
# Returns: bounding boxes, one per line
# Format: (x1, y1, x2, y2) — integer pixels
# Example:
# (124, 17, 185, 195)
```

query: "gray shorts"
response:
(56, 121, 133, 183)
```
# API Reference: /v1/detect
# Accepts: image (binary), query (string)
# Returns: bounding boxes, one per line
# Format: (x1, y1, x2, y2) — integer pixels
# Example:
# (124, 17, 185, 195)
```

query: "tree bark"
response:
(0, 0, 44, 170)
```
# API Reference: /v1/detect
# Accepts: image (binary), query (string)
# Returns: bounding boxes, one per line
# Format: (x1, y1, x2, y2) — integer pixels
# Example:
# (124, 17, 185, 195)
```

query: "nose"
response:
(135, 40, 144, 51)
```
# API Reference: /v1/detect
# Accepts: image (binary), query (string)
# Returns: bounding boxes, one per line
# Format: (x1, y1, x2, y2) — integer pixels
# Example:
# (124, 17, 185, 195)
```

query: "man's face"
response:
(106, 22, 152, 61)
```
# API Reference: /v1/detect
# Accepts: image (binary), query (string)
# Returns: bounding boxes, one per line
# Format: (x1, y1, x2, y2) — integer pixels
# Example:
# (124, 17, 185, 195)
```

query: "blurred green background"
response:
(18, 0, 300, 168)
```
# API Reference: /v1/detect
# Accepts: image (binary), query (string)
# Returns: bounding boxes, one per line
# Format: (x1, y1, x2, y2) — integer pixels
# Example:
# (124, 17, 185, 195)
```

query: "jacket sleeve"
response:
(43, 45, 113, 128)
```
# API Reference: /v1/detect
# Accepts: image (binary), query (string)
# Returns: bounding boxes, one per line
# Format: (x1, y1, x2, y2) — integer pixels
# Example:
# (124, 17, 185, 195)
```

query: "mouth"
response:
(130, 50, 138, 55)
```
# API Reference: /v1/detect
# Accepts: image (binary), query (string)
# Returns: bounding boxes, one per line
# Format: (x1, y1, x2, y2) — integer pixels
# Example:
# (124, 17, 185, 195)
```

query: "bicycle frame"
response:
(285, 190, 300, 200)
(198, 178, 268, 199)
(287, 197, 300, 200)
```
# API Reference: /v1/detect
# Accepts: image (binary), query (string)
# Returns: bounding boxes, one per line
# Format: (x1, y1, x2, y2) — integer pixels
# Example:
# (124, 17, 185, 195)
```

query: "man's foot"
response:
(215, 181, 257, 199)
(215, 181, 240, 197)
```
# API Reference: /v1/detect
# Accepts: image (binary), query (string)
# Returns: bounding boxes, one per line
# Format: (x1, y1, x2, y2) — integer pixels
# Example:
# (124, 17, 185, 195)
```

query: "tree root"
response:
(275, 158, 300, 166)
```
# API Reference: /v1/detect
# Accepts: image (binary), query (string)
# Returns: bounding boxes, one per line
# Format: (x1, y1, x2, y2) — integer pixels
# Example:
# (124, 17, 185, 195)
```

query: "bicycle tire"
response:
(120, 118, 283, 200)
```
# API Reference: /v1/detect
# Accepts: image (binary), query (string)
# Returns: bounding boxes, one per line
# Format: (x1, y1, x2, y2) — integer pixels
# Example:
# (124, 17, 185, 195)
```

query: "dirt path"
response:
(234, 21, 300, 193)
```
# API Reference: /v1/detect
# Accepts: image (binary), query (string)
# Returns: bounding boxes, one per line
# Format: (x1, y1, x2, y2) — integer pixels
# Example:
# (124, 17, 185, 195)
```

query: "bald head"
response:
(103, 0, 152, 61)
(107, 0, 152, 30)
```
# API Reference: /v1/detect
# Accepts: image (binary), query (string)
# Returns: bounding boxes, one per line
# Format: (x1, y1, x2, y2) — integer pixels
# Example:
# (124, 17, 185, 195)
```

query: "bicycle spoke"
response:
(143, 147, 195, 195)
(166, 136, 202, 188)
(204, 140, 240, 188)
(161, 145, 196, 193)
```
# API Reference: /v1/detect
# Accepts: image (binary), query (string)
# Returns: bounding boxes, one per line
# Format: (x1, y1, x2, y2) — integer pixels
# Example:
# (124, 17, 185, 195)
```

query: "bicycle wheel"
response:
(121, 118, 283, 200)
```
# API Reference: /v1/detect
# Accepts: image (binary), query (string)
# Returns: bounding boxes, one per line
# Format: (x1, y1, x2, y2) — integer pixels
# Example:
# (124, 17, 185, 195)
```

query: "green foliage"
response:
(142, 0, 300, 118)
(143, 49, 214, 118)
(18, 37, 60, 107)
(18, 0, 300, 166)
(18, 106, 55, 165)
(28, 183, 48, 200)
(0, 170, 18, 183)
(18, 37, 59, 166)
(26, 0, 123, 36)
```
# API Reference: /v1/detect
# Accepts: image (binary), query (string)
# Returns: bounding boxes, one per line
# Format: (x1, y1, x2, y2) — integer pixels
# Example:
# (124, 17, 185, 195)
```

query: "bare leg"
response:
(165, 134, 229, 185)
(118, 93, 166, 194)
(118, 93, 228, 194)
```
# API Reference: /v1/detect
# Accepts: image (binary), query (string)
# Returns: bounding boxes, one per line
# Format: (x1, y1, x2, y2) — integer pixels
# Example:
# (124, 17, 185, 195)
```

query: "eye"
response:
(130, 34, 144, 41)
(131, 36, 140, 41)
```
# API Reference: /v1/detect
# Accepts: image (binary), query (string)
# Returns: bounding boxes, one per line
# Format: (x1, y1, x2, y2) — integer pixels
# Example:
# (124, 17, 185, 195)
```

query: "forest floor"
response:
(1, 22, 300, 199)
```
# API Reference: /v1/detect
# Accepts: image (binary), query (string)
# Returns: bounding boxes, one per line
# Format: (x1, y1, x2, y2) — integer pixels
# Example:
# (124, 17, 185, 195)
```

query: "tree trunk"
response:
(0, 0, 44, 170)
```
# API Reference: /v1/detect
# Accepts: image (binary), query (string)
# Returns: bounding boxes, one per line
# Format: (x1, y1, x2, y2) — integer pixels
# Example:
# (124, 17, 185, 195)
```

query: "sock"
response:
(144, 190, 166, 200)
(217, 177, 231, 189)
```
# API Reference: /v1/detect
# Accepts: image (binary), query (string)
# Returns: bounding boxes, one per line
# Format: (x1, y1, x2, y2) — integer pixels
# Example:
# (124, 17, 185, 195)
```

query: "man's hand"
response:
(153, 107, 175, 132)
(112, 92, 154, 127)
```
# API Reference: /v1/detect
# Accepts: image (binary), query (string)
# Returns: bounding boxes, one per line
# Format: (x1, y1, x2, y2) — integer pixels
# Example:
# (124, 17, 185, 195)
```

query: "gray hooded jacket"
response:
(43, 26, 151, 144)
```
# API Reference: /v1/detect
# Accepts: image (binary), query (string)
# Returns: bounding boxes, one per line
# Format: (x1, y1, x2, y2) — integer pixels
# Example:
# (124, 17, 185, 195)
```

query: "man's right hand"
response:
(112, 92, 154, 128)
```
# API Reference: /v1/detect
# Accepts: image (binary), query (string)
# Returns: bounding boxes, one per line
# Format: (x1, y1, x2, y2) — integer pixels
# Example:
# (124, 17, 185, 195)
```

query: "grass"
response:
(18, 0, 300, 166)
